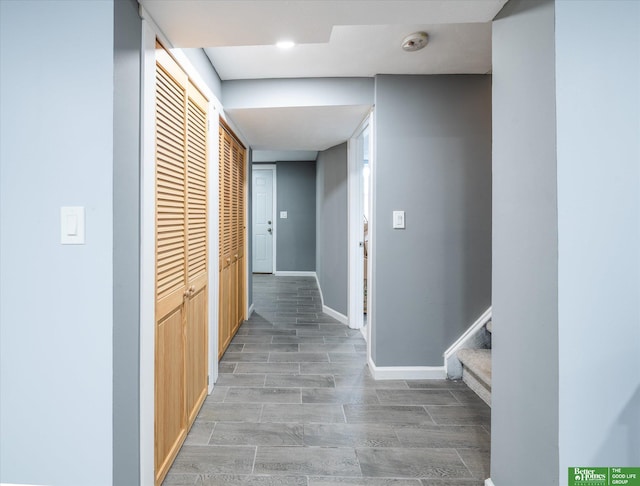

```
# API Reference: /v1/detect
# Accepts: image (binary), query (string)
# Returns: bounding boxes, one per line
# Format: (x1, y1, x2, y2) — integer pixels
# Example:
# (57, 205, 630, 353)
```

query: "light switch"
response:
(280, 211, 288, 219)
(393, 210, 405, 229)
(66, 214, 78, 236)
(61, 206, 85, 244)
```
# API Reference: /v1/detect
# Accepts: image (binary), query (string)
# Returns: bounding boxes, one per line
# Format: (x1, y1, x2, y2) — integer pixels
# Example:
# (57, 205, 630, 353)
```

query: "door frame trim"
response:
(252, 164, 277, 274)
(139, 18, 156, 486)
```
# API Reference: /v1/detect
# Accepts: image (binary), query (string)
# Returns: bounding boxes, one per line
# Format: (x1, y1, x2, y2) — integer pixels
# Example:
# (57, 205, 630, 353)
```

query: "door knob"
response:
(267, 228, 272, 233)
(268, 220, 272, 224)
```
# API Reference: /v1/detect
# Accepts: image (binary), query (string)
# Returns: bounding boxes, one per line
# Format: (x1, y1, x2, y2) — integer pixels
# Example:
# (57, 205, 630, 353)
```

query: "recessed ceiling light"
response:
(276, 40, 295, 49)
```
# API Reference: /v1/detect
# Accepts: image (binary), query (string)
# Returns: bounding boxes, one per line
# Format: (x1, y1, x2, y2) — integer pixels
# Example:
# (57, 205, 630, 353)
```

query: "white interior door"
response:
(252, 167, 275, 273)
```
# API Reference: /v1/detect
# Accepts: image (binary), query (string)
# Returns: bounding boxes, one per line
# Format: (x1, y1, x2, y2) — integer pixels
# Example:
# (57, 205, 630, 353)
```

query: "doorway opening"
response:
(348, 113, 374, 346)
(360, 128, 371, 328)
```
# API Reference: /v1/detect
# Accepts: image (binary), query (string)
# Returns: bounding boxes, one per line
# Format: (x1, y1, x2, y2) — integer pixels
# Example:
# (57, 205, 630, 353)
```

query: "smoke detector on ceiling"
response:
(401, 32, 429, 52)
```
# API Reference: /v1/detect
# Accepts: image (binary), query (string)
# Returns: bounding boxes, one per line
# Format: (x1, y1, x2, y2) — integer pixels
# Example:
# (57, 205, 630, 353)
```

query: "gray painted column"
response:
(491, 1, 560, 484)
(113, 0, 142, 483)
(491, 2, 640, 484)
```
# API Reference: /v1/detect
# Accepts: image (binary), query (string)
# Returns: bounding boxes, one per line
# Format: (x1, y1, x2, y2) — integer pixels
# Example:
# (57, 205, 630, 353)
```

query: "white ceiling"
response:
(140, 0, 507, 156)
(227, 105, 372, 151)
(205, 23, 493, 80)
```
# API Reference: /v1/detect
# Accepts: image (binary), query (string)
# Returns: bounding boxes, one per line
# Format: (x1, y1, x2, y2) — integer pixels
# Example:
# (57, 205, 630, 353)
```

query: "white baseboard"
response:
(323, 305, 348, 325)
(314, 273, 325, 307)
(485, 479, 495, 486)
(444, 306, 492, 360)
(312, 274, 348, 326)
(443, 306, 492, 374)
(274, 271, 317, 277)
(368, 356, 446, 380)
(360, 326, 367, 342)
(247, 303, 255, 318)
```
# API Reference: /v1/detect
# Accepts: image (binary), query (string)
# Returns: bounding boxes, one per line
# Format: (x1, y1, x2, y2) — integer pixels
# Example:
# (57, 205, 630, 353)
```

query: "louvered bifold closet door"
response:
(184, 80, 208, 427)
(218, 122, 246, 357)
(218, 127, 233, 358)
(155, 43, 209, 486)
(230, 143, 240, 335)
(233, 143, 246, 334)
(155, 46, 188, 486)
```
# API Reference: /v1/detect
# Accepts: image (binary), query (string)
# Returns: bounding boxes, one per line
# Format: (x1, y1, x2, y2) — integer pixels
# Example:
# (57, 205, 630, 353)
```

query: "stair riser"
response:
(462, 367, 491, 407)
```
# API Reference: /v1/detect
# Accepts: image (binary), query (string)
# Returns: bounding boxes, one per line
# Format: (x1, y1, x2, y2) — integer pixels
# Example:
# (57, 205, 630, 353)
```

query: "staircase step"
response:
(457, 348, 492, 406)
(486, 320, 492, 333)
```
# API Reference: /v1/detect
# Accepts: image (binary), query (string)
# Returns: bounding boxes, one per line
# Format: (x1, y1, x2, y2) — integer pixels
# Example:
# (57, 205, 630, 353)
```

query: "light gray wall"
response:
(491, 1, 559, 484)
(555, 0, 640, 478)
(182, 48, 222, 101)
(316, 143, 348, 316)
(275, 161, 317, 272)
(0, 1, 115, 484)
(113, 0, 141, 483)
(372, 75, 492, 366)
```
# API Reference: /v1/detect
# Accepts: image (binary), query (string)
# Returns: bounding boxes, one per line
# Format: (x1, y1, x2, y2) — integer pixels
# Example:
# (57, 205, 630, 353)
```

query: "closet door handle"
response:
(184, 285, 196, 299)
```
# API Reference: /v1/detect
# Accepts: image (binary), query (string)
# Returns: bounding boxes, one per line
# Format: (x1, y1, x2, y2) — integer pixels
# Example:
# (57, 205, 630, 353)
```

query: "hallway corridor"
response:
(163, 276, 490, 485)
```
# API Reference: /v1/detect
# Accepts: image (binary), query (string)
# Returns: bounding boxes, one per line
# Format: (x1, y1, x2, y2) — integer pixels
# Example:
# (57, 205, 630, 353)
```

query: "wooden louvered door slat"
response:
(155, 43, 209, 486)
(218, 121, 246, 357)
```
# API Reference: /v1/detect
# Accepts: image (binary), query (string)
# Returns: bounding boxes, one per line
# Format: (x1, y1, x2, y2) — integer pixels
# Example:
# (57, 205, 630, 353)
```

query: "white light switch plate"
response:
(393, 210, 405, 229)
(61, 206, 85, 244)
(280, 211, 288, 219)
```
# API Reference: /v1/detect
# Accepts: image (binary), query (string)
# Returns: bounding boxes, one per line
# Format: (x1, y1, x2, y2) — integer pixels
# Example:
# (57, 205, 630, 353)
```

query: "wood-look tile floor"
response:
(163, 275, 490, 486)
